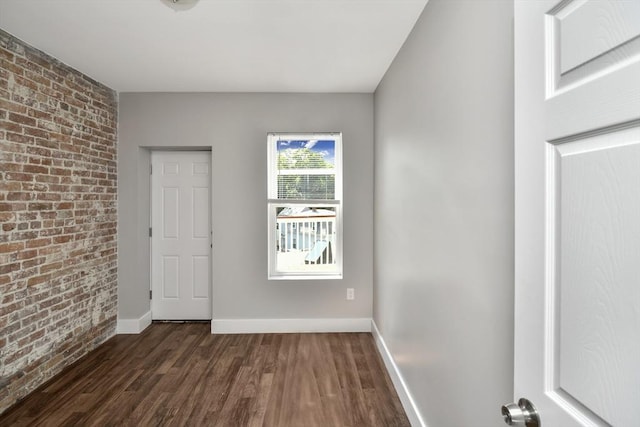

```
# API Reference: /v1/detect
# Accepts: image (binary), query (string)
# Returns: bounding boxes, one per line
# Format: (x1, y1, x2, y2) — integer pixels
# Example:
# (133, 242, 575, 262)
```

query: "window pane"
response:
(277, 174, 335, 200)
(277, 139, 335, 169)
(277, 139, 336, 200)
(275, 206, 338, 274)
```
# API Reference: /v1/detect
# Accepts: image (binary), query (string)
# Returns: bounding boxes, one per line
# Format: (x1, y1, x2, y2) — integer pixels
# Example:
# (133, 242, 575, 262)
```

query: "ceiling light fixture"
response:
(161, 0, 200, 12)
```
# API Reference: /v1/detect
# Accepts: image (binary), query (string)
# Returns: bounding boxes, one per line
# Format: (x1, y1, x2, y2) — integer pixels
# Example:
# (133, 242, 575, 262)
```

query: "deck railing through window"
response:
(276, 217, 336, 265)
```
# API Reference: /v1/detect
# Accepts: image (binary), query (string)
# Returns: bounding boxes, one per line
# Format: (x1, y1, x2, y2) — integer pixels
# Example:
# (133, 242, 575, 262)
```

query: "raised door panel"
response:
(547, 129, 640, 426)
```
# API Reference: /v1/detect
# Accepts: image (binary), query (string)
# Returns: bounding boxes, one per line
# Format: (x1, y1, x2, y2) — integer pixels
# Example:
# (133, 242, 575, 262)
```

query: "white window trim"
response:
(267, 133, 343, 280)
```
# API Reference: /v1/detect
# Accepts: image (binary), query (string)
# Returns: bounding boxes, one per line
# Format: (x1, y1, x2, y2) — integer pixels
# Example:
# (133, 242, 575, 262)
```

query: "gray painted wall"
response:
(373, 1, 514, 426)
(118, 93, 373, 321)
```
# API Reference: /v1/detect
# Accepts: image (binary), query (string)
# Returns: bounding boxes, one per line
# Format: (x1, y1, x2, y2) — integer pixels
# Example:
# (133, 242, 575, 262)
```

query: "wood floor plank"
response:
(0, 323, 410, 426)
(246, 372, 273, 427)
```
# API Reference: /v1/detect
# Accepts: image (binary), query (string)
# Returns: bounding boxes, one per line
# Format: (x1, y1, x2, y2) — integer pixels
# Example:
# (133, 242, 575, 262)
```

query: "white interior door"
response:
(514, 0, 640, 426)
(151, 151, 212, 320)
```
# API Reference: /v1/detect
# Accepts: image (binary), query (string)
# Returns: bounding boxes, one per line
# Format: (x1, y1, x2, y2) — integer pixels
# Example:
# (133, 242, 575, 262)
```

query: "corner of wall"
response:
(371, 321, 427, 427)
(117, 312, 152, 334)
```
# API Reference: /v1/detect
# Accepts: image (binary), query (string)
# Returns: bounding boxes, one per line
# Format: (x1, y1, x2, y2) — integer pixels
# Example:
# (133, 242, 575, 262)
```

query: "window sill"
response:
(268, 274, 343, 281)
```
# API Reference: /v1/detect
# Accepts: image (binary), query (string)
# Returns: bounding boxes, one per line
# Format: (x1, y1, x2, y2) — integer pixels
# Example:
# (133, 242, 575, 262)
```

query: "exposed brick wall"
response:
(0, 30, 118, 413)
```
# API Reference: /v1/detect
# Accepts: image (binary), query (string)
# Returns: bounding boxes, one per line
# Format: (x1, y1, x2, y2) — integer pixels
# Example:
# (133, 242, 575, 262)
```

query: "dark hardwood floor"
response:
(1, 323, 410, 426)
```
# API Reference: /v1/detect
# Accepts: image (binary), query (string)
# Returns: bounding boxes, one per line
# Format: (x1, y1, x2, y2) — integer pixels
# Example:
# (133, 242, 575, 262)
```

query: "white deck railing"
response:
(276, 217, 336, 264)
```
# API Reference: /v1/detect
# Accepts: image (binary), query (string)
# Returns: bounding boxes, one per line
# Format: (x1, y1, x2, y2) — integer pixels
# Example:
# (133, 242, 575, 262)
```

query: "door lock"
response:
(501, 398, 540, 426)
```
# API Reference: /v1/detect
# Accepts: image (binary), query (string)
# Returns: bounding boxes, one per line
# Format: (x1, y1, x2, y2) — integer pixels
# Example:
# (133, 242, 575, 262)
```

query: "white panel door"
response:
(514, 0, 640, 426)
(151, 151, 212, 320)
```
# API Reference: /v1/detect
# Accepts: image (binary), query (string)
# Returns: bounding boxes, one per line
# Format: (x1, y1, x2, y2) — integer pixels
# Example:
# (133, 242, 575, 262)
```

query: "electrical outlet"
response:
(346, 288, 355, 300)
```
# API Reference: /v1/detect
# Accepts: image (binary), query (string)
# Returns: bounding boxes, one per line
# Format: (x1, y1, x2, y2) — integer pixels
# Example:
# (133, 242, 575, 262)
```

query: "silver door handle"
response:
(501, 398, 540, 426)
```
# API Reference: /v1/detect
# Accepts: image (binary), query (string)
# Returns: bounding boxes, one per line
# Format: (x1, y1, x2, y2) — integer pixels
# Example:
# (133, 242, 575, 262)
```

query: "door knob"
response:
(501, 398, 540, 426)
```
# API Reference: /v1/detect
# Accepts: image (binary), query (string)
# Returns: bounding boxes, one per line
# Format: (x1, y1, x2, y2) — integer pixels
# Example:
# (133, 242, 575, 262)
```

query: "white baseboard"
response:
(371, 320, 427, 427)
(211, 317, 371, 334)
(117, 311, 152, 334)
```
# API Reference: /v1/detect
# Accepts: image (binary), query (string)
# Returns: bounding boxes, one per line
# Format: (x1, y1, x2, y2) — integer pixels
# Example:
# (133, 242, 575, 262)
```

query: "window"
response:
(268, 133, 342, 279)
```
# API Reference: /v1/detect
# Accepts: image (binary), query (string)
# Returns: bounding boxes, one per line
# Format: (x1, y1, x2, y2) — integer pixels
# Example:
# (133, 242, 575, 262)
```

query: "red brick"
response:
(16, 249, 37, 260)
(39, 262, 62, 274)
(37, 246, 59, 256)
(26, 146, 51, 157)
(0, 202, 27, 211)
(12, 75, 39, 92)
(16, 212, 37, 221)
(39, 295, 62, 309)
(0, 47, 15, 62)
(0, 262, 20, 275)
(21, 257, 45, 269)
(38, 228, 61, 237)
(2, 162, 22, 172)
(23, 126, 49, 139)
(35, 193, 60, 201)
(0, 120, 24, 133)
(22, 164, 48, 174)
(26, 274, 50, 287)
(0, 59, 23, 76)
(49, 167, 71, 176)
(35, 138, 59, 150)
(2, 223, 16, 232)
(52, 235, 73, 244)
(25, 238, 51, 249)
(8, 112, 36, 127)
(6, 132, 34, 144)
(24, 50, 53, 71)
(0, 242, 24, 253)
(6, 192, 34, 201)
(4, 346, 33, 365)
(55, 202, 74, 210)
(28, 202, 53, 211)
(10, 230, 38, 240)
(24, 70, 51, 89)
(35, 175, 59, 184)
(4, 172, 32, 182)
(1, 182, 22, 192)
(1, 31, 117, 415)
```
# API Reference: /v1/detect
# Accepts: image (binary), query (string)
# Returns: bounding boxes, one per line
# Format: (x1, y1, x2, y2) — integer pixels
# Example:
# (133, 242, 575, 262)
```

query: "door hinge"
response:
(149, 227, 152, 237)
(149, 290, 152, 299)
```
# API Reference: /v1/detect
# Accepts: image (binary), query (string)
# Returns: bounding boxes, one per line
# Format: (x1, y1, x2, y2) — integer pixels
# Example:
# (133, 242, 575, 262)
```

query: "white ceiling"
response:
(0, 0, 427, 93)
